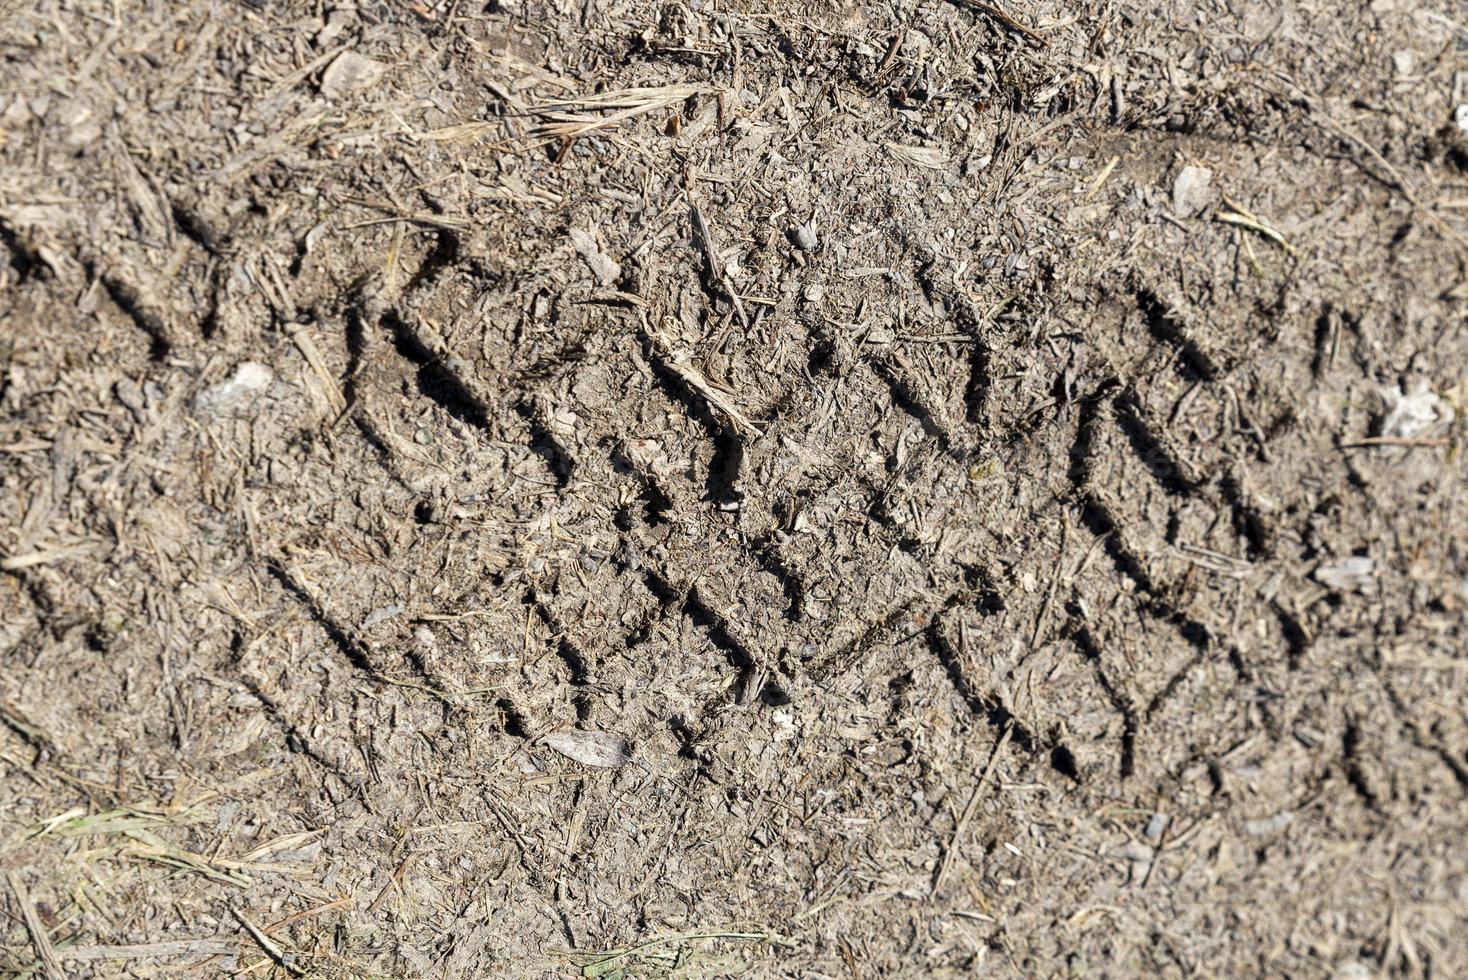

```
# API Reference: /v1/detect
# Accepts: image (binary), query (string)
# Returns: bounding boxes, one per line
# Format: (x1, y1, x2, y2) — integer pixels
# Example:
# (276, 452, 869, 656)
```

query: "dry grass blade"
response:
(689, 202, 749, 327)
(32, 808, 278, 885)
(529, 84, 708, 140)
(1216, 196, 1298, 257)
(119, 832, 255, 886)
(418, 120, 505, 144)
(283, 322, 347, 416)
(264, 895, 354, 933)
(640, 317, 763, 438)
(0, 541, 104, 571)
(340, 197, 472, 232)
(932, 724, 1012, 896)
(239, 830, 322, 863)
(55, 940, 240, 963)
(46, 808, 172, 837)
(1085, 155, 1121, 202)
(531, 84, 709, 111)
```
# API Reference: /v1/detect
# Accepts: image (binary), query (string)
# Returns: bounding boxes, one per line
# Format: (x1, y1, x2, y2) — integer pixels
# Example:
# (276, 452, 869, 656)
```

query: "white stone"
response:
(1171, 165, 1215, 217)
(193, 361, 272, 415)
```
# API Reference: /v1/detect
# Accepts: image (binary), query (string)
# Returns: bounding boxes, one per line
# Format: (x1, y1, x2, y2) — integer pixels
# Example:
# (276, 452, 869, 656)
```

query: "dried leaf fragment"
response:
(543, 730, 632, 768)
(320, 51, 386, 99)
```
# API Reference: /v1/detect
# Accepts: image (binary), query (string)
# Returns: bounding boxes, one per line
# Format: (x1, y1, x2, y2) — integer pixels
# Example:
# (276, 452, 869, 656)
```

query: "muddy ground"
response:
(2, 0, 1467, 976)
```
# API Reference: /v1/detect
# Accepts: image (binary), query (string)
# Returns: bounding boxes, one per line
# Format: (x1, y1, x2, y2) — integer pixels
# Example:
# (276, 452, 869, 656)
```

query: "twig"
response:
(640, 317, 763, 438)
(932, 724, 1013, 896)
(260, 255, 346, 417)
(1267, 74, 1468, 254)
(530, 84, 708, 111)
(1084, 155, 1120, 202)
(881, 334, 982, 344)
(285, 323, 348, 417)
(48, 941, 240, 963)
(948, 0, 1048, 46)
(530, 84, 706, 140)
(1340, 435, 1449, 449)
(7, 872, 63, 980)
(237, 911, 305, 976)
(339, 212, 472, 232)
(366, 855, 416, 913)
(1318, 119, 1467, 252)
(689, 202, 749, 329)
(0, 542, 104, 571)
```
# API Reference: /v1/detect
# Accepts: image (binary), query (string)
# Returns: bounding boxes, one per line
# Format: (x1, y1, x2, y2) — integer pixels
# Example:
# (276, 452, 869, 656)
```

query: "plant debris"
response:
(542, 731, 633, 769)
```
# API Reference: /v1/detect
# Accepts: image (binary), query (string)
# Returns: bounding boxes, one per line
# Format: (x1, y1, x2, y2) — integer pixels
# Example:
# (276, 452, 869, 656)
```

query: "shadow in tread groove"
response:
(751, 536, 807, 622)
(266, 560, 447, 707)
(869, 356, 966, 461)
(529, 591, 591, 685)
(1068, 388, 1217, 665)
(384, 312, 492, 429)
(639, 568, 758, 693)
(1068, 612, 1139, 779)
(924, 620, 1080, 782)
(1134, 286, 1220, 382)
(516, 400, 575, 486)
(1113, 389, 1197, 497)
(229, 634, 367, 798)
(98, 270, 173, 359)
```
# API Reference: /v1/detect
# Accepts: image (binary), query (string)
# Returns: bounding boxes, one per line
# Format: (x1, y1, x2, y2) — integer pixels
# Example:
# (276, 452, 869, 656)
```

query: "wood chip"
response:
(569, 227, 621, 285)
(884, 142, 950, 170)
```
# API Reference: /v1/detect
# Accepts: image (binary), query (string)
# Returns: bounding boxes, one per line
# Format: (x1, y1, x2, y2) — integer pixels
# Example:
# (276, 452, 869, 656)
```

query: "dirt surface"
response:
(3, 0, 1468, 976)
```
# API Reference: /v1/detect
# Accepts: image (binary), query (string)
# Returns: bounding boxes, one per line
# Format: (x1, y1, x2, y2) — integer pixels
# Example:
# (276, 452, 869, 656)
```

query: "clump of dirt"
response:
(2, 1, 1466, 976)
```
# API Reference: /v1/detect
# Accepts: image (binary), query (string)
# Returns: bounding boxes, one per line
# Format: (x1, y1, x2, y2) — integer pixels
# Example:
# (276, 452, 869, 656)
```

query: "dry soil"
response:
(3, 0, 1468, 977)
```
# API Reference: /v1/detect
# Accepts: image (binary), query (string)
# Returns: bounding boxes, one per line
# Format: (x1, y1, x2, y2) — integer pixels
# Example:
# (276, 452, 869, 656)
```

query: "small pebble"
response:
(1243, 811, 1294, 837)
(1171, 165, 1215, 216)
(360, 604, 403, 629)
(1144, 813, 1168, 841)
